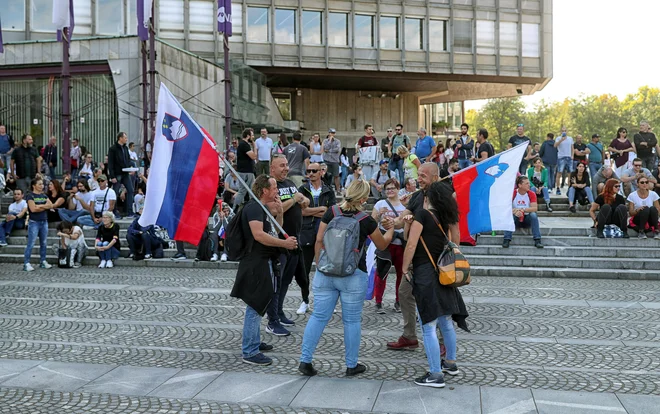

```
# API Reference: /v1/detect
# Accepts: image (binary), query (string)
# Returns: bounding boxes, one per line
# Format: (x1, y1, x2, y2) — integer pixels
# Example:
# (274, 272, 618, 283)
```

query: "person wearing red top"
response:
(502, 176, 543, 248)
(357, 124, 379, 182)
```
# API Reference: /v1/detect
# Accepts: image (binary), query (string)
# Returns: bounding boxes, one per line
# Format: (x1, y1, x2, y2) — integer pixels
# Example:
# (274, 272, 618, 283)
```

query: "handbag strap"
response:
(419, 236, 438, 272)
(427, 208, 449, 239)
(384, 199, 400, 217)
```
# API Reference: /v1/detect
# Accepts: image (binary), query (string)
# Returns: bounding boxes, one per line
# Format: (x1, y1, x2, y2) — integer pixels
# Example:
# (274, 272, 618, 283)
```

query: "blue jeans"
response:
(531, 186, 550, 202)
(113, 173, 134, 216)
(96, 241, 119, 261)
(389, 158, 405, 186)
(419, 314, 457, 374)
(0, 218, 24, 243)
(503, 212, 542, 241)
(341, 165, 348, 188)
(77, 215, 99, 228)
(557, 157, 573, 174)
(567, 187, 595, 204)
(301, 269, 368, 368)
(545, 164, 557, 189)
(458, 158, 472, 170)
(58, 209, 90, 223)
(242, 305, 263, 358)
(127, 232, 159, 256)
(588, 162, 602, 181)
(25, 220, 49, 264)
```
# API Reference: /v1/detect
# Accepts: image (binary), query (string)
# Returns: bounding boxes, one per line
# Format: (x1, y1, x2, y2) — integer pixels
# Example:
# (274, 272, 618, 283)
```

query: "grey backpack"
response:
(317, 206, 369, 277)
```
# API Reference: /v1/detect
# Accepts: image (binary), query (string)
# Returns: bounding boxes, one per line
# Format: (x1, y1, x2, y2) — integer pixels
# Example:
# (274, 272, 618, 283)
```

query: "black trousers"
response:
(632, 206, 659, 231)
(597, 204, 628, 233)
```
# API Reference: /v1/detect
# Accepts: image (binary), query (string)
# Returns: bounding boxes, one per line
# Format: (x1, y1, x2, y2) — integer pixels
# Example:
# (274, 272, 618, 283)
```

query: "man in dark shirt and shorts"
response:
(266, 154, 309, 336)
(233, 128, 257, 209)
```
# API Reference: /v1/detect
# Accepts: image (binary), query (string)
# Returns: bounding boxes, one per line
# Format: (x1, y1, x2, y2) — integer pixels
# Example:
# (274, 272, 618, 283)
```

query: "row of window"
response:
(3, 0, 539, 57)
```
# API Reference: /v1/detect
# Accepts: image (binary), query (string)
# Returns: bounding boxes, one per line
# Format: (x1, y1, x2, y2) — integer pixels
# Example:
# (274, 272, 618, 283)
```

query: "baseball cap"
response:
(592, 133, 600, 138)
(328, 128, 336, 133)
(98, 174, 107, 181)
(379, 159, 389, 165)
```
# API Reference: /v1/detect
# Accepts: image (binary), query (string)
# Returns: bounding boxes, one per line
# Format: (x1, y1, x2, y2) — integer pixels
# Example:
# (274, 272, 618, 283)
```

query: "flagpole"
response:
(223, 33, 232, 154)
(148, 1, 157, 148)
(442, 142, 531, 181)
(62, 27, 71, 173)
(141, 40, 148, 151)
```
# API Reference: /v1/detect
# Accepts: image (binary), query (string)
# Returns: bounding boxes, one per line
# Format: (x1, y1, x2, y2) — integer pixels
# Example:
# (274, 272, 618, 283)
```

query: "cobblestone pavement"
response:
(0, 268, 659, 413)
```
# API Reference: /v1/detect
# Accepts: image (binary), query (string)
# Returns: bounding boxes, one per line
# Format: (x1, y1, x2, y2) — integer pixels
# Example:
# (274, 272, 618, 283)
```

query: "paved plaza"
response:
(0, 266, 659, 413)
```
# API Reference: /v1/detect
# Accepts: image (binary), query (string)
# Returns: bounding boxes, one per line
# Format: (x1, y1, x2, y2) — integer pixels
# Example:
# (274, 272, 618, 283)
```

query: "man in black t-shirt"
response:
(439, 158, 460, 187)
(230, 175, 298, 366)
(472, 128, 495, 163)
(386, 162, 441, 351)
(266, 154, 309, 336)
(573, 134, 588, 171)
(507, 124, 533, 174)
(233, 128, 257, 209)
(634, 121, 659, 171)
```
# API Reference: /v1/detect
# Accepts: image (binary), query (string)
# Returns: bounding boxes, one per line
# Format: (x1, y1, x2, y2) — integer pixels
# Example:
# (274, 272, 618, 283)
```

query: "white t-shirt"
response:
(73, 191, 95, 212)
(627, 191, 659, 209)
(91, 188, 117, 212)
(64, 226, 86, 249)
(512, 190, 537, 210)
(373, 199, 406, 245)
(79, 162, 94, 178)
(556, 136, 574, 158)
(8, 200, 27, 216)
(88, 178, 100, 191)
(129, 150, 138, 162)
(255, 137, 273, 161)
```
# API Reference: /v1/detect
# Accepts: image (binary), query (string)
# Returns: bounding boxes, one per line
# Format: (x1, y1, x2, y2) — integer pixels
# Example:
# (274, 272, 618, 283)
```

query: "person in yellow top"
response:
(397, 146, 421, 180)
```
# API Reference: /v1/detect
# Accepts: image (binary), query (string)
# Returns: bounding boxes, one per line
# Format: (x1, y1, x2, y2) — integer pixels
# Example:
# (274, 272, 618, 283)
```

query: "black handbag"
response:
(58, 247, 74, 268)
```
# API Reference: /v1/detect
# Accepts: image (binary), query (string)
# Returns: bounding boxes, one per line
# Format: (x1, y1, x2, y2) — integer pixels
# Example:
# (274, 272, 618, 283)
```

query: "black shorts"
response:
(325, 162, 339, 176)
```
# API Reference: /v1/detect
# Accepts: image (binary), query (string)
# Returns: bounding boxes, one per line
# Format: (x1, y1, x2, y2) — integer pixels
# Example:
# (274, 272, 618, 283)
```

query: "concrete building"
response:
(1, 0, 552, 161)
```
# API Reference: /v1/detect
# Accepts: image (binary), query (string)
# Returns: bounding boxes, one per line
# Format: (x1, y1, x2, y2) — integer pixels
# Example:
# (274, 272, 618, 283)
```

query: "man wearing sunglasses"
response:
(298, 162, 337, 314)
(620, 158, 656, 196)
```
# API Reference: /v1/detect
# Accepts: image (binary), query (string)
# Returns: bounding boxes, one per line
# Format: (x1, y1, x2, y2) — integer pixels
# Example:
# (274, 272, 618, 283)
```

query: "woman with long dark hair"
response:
(567, 162, 594, 213)
(340, 147, 350, 189)
(589, 178, 629, 238)
(46, 179, 68, 222)
(608, 127, 635, 173)
(401, 181, 469, 388)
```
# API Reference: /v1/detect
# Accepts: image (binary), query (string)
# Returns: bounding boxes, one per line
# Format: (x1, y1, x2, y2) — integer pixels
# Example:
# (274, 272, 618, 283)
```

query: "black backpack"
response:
(225, 203, 252, 261)
(196, 229, 215, 261)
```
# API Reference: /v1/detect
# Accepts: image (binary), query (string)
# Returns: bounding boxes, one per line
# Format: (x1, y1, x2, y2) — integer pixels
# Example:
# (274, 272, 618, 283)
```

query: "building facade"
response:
(1, 0, 552, 153)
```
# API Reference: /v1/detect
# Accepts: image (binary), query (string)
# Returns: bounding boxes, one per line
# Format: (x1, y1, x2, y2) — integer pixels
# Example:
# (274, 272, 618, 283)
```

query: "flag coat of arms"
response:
(139, 83, 219, 244)
(452, 143, 529, 237)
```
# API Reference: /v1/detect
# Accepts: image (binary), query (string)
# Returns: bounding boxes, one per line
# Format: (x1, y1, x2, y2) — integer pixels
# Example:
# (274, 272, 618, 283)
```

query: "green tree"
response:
(476, 97, 526, 151)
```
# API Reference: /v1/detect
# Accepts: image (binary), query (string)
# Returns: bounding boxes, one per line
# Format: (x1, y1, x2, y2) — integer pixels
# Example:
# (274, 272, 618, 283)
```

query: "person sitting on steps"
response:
(527, 157, 553, 212)
(627, 176, 660, 239)
(567, 162, 594, 213)
(502, 176, 544, 249)
(590, 178, 629, 238)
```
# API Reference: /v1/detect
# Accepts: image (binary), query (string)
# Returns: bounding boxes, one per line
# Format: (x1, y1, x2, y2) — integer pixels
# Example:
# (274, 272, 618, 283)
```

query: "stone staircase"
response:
(1, 193, 655, 280)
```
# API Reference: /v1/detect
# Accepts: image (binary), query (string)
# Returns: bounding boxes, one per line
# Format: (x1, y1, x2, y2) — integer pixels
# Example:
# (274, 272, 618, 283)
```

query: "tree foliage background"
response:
(465, 86, 660, 151)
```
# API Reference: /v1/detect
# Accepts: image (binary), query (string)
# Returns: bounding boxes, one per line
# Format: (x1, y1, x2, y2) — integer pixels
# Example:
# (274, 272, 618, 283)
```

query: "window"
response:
(499, 22, 518, 56)
(453, 19, 472, 53)
(96, 0, 124, 35)
(126, 0, 137, 35)
(189, 0, 214, 32)
(247, 7, 269, 42)
(73, 0, 92, 35)
(31, 0, 57, 32)
(274, 93, 292, 121)
(275, 9, 296, 44)
(379, 16, 399, 49)
(429, 20, 447, 52)
(522, 23, 540, 57)
(476, 20, 495, 54)
(354, 14, 374, 48)
(5, 0, 25, 31)
(302, 11, 322, 45)
(232, 3, 243, 35)
(328, 12, 349, 46)
(405, 18, 423, 51)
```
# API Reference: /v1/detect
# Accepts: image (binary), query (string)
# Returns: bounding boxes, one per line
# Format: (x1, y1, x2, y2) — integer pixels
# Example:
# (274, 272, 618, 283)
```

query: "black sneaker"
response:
(441, 360, 459, 376)
(414, 372, 445, 388)
(375, 303, 385, 314)
(569, 205, 576, 213)
(298, 362, 318, 377)
(259, 342, 273, 352)
(346, 363, 367, 377)
(279, 315, 295, 327)
(623, 233, 630, 238)
(502, 240, 511, 248)
(534, 240, 544, 249)
(266, 322, 290, 336)
(394, 301, 401, 313)
(597, 231, 605, 239)
(171, 253, 187, 261)
(242, 353, 272, 366)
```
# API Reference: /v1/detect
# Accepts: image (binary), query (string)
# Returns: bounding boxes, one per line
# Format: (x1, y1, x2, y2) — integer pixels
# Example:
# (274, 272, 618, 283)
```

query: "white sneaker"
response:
(98, 260, 107, 268)
(210, 253, 218, 262)
(40, 261, 52, 269)
(73, 262, 82, 268)
(23, 263, 35, 272)
(106, 260, 114, 268)
(220, 253, 228, 262)
(144, 254, 152, 260)
(296, 302, 309, 315)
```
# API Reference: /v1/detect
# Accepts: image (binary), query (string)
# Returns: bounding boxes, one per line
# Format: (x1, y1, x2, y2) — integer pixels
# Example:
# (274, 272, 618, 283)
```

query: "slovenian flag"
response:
(453, 143, 529, 238)
(139, 83, 219, 244)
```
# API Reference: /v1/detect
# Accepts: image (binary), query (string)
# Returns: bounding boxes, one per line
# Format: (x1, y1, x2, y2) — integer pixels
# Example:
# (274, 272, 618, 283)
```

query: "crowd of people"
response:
(2, 119, 659, 387)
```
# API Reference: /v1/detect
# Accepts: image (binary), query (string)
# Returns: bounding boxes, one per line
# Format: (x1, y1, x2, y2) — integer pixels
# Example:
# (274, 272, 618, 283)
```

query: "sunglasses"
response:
(306, 169, 319, 174)
(613, 185, 621, 188)
(634, 164, 642, 167)
(387, 130, 393, 132)
(639, 181, 649, 184)
(395, 128, 402, 131)
(517, 123, 524, 127)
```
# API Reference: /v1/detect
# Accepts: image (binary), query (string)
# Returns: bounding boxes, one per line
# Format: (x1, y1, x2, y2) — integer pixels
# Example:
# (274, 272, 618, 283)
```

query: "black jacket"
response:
(298, 181, 336, 246)
(107, 142, 131, 180)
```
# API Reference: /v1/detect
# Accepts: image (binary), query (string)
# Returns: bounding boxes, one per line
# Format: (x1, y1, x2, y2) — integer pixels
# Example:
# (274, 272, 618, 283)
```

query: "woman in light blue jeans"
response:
(299, 179, 393, 377)
(24, 178, 54, 272)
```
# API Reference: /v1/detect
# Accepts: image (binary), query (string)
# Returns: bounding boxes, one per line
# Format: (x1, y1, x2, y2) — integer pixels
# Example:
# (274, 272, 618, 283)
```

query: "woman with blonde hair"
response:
(95, 211, 121, 268)
(397, 145, 421, 180)
(299, 179, 394, 377)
